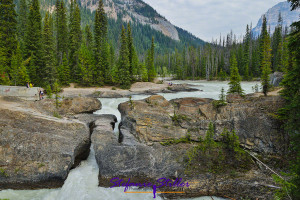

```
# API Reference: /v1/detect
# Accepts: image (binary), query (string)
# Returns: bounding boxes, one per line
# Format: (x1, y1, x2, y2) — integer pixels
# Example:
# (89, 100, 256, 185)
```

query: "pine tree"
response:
(0, 0, 17, 74)
(17, 0, 28, 53)
(42, 12, 56, 87)
(84, 25, 93, 49)
(57, 53, 70, 85)
(118, 26, 131, 89)
(279, 3, 300, 197)
(243, 25, 250, 80)
(127, 23, 139, 80)
(78, 43, 94, 86)
(10, 44, 29, 86)
(259, 15, 267, 65)
(141, 62, 148, 82)
(94, 0, 109, 85)
(261, 25, 272, 96)
(272, 13, 283, 72)
(69, 0, 81, 81)
(219, 87, 226, 102)
(24, 0, 42, 84)
(228, 54, 244, 95)
(175, 48, 183, 79)
(147, 37, 156, 82)
(204, 122, 216, 149)
(55, 0, 68, 65)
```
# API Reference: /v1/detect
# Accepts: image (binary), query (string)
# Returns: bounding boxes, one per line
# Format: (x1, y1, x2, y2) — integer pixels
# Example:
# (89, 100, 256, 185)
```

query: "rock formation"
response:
(0, 97, 102, 190)
(92, 94, 286, 199)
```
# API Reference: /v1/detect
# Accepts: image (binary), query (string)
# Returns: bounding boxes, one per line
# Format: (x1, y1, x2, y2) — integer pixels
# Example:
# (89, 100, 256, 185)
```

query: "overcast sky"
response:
(142, 0, 284, 42)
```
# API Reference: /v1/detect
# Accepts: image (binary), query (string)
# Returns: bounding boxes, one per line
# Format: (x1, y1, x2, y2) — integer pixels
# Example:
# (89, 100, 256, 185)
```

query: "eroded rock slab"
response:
(0, 108, 91, 189)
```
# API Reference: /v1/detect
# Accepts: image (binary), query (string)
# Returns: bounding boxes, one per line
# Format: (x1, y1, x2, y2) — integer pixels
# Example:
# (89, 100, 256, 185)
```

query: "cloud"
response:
(142, 0, 283, 42)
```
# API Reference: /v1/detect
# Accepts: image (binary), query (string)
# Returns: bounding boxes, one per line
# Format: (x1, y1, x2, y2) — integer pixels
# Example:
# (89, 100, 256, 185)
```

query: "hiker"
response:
(29, 83, 33, 88)
(26, 82, 29, 88)
(39, 90, 44, 100)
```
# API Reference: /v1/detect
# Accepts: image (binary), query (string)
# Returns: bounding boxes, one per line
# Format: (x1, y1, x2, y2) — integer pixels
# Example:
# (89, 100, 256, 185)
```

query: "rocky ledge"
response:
(0, 97, 103, 190)
(92, 94, 286, 199)
(32, 97, 101, 116)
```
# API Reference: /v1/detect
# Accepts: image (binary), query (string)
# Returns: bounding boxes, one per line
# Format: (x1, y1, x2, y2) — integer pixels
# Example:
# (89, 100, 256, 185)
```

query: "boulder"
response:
(0, 108, 90, 189)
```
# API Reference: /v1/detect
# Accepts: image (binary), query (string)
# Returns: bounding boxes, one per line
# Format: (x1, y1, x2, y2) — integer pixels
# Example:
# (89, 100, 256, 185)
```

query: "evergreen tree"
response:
(141, 63, 148, 82)
(94, 0, 109, 85)
(17, 0, 28, 53)
(175, 48, 183, 79)
(24, 0, 42, 84)
(118, 26, 131, 88)
(204, 122, 216, 149)
(219, 87, 226, 102)
(42, 12, 56, 87)
(259, 15, 268, 72)
(272, 13, 283, 72)
(0, 0, 17, 74)
(10, 44, 29, 86)
(279, 2, 300, 197)
(78, 43, 94, 86)
(127, 23, 139, 79)
(57, 53, 70, 85)
(243, 25, 250, 80)
(147, 37, 156, 81)
(228, 54, 244, 95)
(55, 0, 68, 65)
(69, 0, 82, 81)
(261, 25, 272, 96)
(84, 25, 93, 49)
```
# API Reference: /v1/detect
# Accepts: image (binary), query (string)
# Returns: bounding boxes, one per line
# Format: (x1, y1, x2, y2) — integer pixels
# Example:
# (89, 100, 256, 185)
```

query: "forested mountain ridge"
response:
(13, 0, 205, 54)
(252, 1, 300, 37)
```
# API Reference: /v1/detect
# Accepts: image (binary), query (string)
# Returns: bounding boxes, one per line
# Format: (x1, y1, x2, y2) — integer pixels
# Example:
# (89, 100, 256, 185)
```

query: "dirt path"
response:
(250, 88, 282, 98)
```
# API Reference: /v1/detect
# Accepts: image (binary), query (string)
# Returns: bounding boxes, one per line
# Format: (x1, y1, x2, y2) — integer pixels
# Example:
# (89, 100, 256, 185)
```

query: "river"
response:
(0, 81, 260, 200)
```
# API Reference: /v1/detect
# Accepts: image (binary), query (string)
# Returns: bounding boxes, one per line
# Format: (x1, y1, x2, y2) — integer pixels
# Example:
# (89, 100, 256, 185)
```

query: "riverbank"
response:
(60, 81, 198, 98)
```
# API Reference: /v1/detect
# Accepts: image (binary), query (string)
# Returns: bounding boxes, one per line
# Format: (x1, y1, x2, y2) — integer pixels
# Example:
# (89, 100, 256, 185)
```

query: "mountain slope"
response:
(252, 1, 300, 37)
(31, 0, 205, 54)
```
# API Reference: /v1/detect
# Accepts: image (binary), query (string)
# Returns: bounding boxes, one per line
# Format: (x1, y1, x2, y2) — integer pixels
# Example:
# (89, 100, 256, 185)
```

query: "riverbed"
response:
(0, 81, 260, 200)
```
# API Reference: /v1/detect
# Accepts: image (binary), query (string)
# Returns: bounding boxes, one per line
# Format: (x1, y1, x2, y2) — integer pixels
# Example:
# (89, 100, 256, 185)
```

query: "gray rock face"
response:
(252, 1, 300, 37)
(118, 95, 285, 154)
(269, 71, 284, 87)
(0, 108, 90, 189)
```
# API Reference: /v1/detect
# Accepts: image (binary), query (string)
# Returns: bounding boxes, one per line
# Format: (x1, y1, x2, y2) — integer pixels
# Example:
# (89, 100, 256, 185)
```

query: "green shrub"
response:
(53, 111, 62, 119)
(160, 134, 192, 146)
(0, 168, 8, 177)
(185, 125, 251, 174)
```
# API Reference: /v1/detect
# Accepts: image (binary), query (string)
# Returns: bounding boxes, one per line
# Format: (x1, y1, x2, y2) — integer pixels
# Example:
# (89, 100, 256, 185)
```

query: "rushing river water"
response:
(0, 81, 260, 200)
